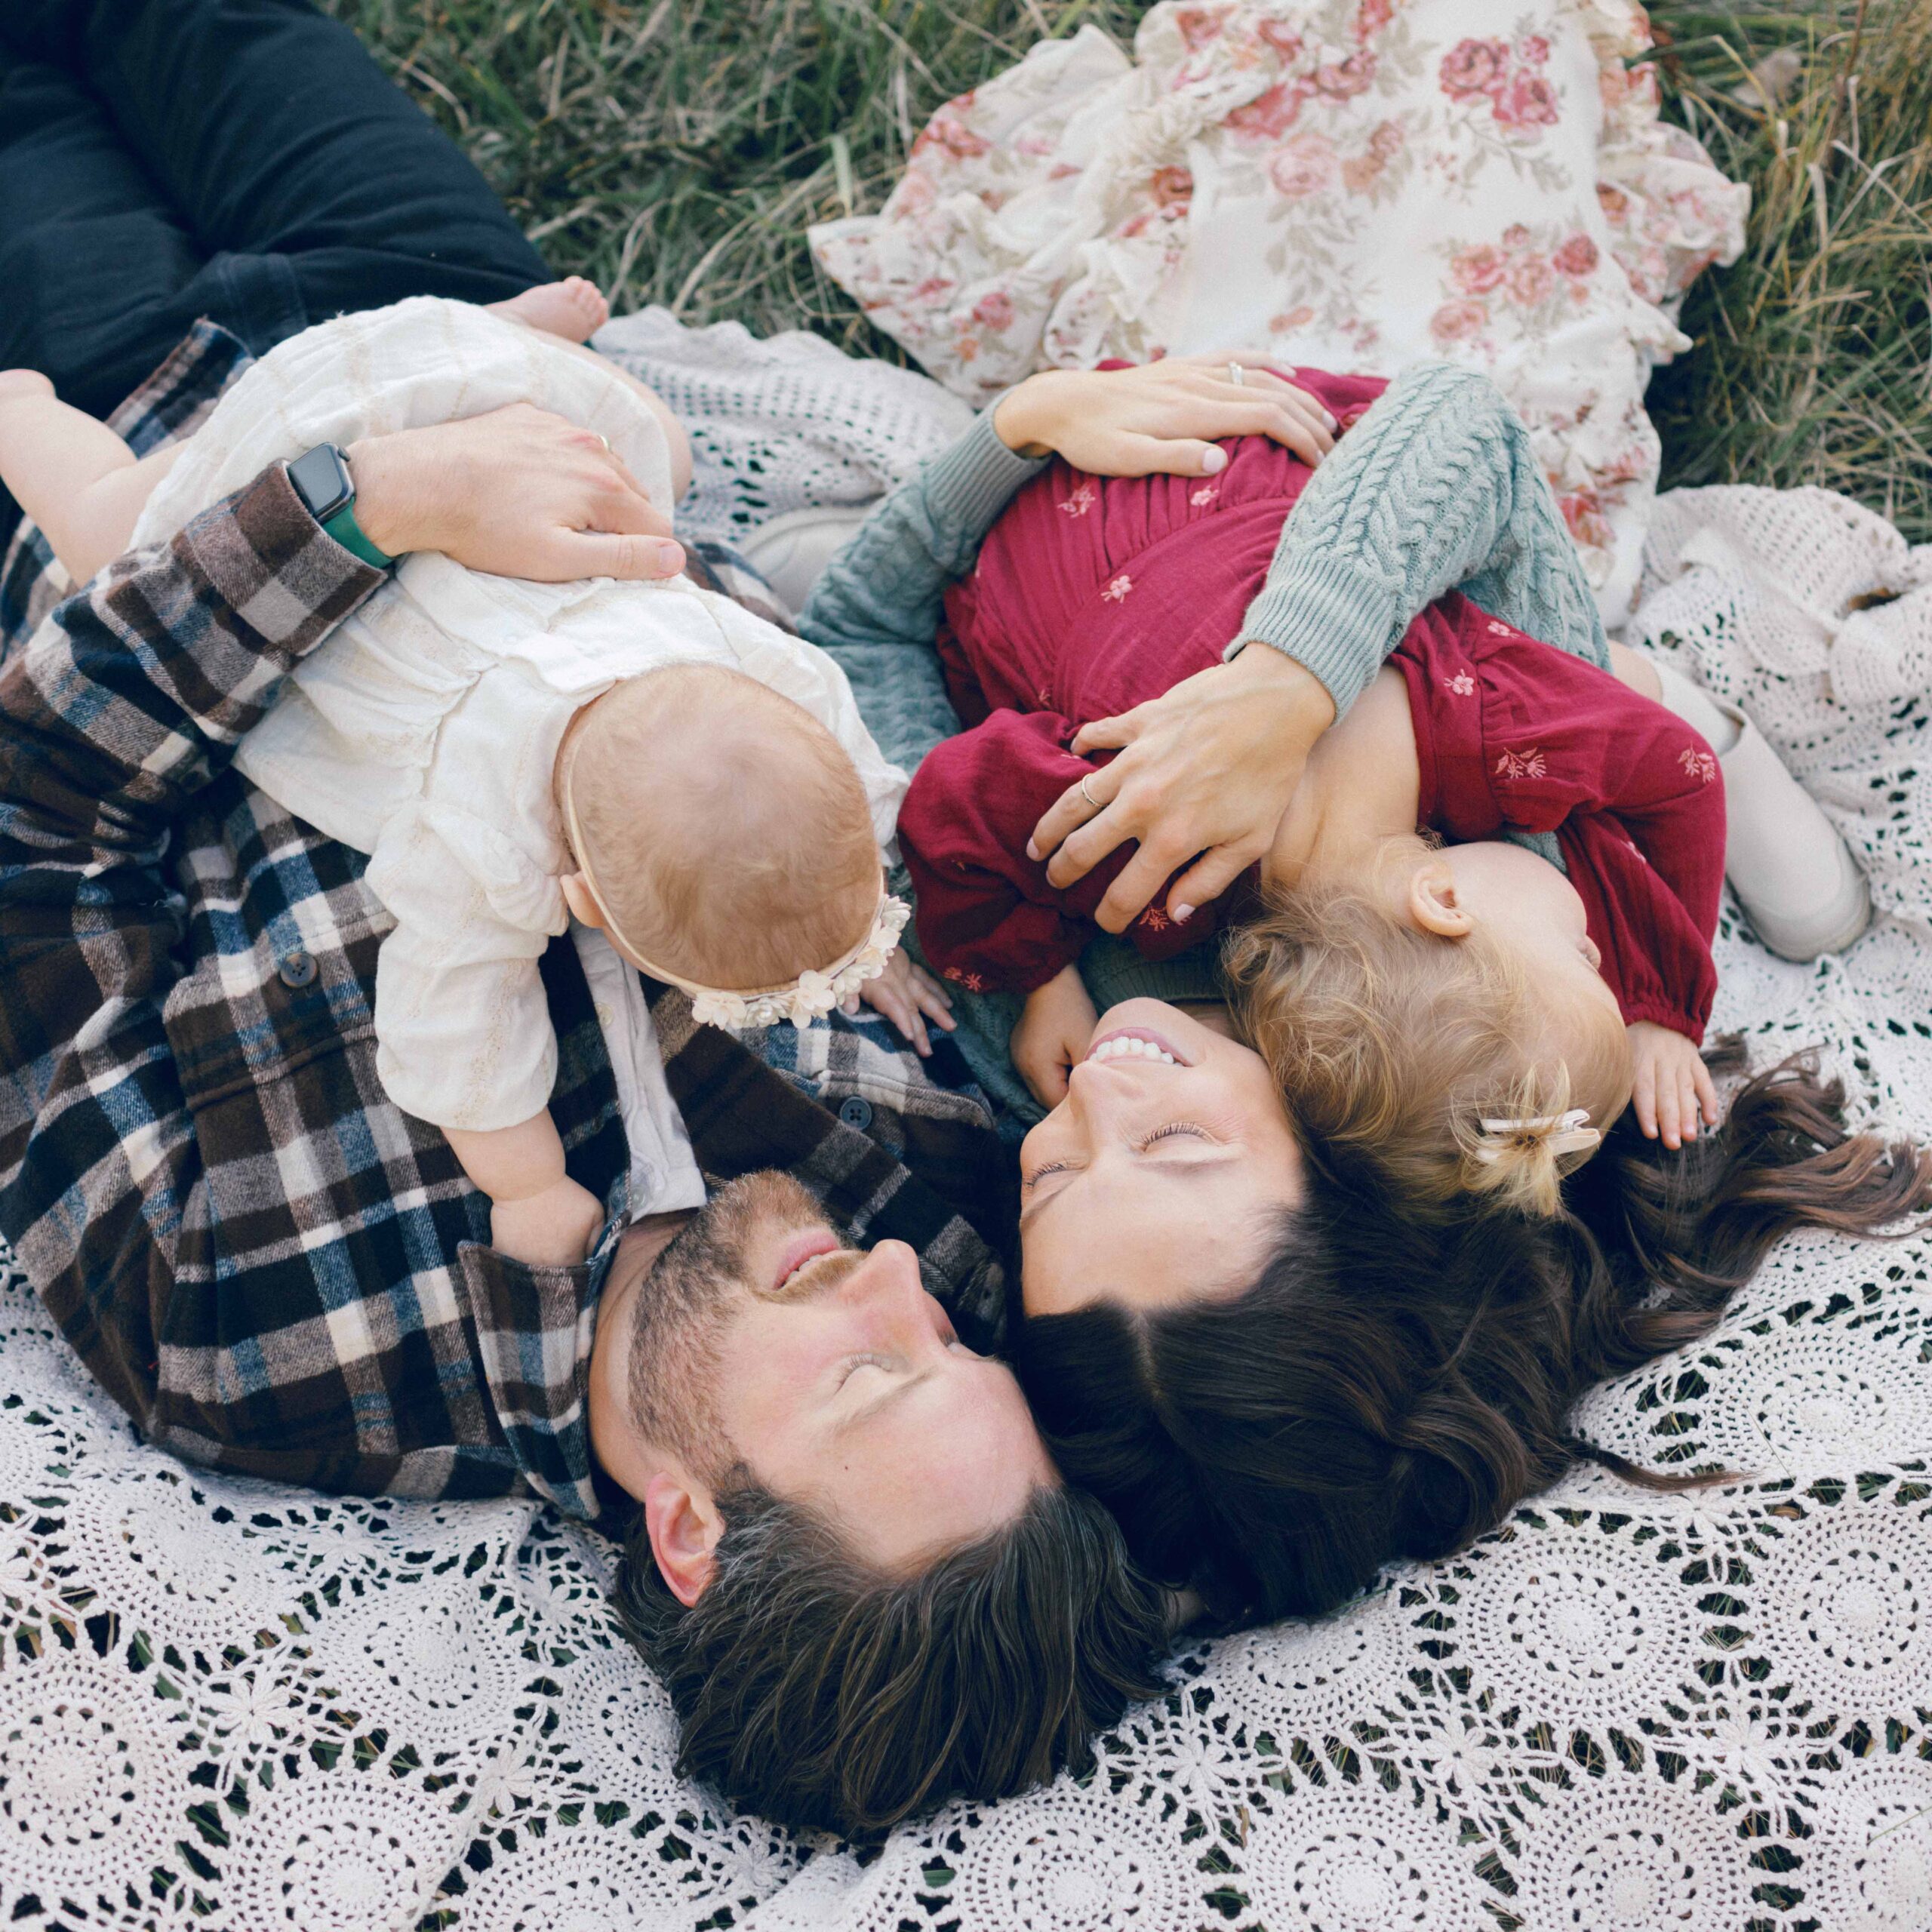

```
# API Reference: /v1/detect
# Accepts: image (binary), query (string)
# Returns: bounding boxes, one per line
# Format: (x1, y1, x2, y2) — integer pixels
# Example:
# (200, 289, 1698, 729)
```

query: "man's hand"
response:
(1626, 1022, 1721, 1150)
(346, 403, 687, 582)
(490, 1174, 606, 1268)
(1027, 646, 1337, 933)
(850, 948, 957, 1057)
(1011, 964, 1098, 1108)
(993, 353, 1337, 478)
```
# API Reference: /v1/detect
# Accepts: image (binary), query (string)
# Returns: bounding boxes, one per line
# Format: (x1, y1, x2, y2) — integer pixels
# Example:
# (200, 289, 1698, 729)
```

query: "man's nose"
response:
(836, 1241, 949, 1346)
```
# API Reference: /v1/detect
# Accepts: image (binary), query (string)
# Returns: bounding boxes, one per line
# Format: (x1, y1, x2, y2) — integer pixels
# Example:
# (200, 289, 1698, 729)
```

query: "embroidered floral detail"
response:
(1448, 671, 1476, 696)
(1191, 485, 1220, 506)
(942, 966, 986, 992)
(1494, 746, 1547, 781)
(1060, 482, 1097, 517)
(1138, 905, 1172, 931)
(1680, 746, 1719, 786)
(1102, 574, 1134, 602)
(1036, 686, 1052, 707)
(1487, 619, 1512, 635)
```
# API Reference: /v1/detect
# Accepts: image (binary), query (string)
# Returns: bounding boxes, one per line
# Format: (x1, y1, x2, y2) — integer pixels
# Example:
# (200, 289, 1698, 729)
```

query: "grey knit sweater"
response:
(799, 362, 1609, 1124)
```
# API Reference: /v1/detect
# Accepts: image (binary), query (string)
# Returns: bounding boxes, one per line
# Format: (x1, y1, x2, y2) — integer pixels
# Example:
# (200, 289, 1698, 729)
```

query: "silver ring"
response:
(1228, 361, 1247, 387)
(597, 433, 611, 452)
(1078, 774, 1100, 812)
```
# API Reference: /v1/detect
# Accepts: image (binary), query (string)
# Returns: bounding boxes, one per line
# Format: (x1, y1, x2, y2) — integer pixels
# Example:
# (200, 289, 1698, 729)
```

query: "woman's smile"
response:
(1084, 1026, 1188, 1066)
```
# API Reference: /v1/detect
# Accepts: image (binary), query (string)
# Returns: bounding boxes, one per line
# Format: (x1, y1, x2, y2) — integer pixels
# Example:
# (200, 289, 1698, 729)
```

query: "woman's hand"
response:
(1028, 645, 1337, 932)
(346, 402, 687, 582)
(993, 353, 1338, 478)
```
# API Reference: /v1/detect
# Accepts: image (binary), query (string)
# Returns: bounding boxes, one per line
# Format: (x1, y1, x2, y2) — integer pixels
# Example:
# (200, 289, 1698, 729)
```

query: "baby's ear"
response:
(559, 872, 605, 930)
(1404, 856, 1474, 939)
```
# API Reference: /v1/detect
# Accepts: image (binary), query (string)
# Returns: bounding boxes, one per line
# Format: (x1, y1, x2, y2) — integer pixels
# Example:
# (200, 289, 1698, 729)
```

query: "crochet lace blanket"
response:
(2, 480, 1929, 1930)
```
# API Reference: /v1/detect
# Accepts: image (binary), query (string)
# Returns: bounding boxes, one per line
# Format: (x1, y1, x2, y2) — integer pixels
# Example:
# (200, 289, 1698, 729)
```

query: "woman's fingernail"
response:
(1199, 445, 1228, 475)
(1323, 411, 1339, 431)
(1026, 838, 1041, 862)
(1171, 902, 1195, 924)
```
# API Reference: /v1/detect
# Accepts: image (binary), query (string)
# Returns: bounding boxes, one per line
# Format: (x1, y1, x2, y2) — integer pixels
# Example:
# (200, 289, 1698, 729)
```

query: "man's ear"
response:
(560, 871, 605, 931)
(1404, 856, 1475, 938)
(644, 1469, 724, 1607)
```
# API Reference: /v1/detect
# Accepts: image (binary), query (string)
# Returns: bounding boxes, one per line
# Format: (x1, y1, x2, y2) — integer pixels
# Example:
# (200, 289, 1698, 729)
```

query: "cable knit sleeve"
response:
(1235, 363, 1609, 714)
(798, 408, 1047, 777)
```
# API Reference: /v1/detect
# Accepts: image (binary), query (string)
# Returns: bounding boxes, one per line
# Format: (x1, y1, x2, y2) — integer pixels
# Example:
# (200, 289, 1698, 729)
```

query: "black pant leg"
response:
(8, 0, 551, 327)
(0, 52, 212, 417)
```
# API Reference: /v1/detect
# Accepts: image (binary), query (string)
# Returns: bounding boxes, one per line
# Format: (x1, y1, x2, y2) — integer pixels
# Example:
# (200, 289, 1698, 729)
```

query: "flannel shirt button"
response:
(277, 949, 318, 989)
(838, 1097, 873, 1131)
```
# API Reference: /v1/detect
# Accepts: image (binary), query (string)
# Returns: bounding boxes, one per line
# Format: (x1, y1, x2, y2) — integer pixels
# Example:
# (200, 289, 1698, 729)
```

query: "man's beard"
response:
(626, 1171, 835, 1475)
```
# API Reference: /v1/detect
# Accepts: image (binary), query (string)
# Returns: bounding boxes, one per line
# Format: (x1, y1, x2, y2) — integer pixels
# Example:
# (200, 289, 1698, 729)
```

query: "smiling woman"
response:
(1017, 998, 1305, 1318)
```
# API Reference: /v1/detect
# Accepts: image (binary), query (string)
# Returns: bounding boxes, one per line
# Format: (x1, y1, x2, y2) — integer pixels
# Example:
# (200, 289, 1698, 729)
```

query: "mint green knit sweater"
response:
(799, 362, 1609, 1124)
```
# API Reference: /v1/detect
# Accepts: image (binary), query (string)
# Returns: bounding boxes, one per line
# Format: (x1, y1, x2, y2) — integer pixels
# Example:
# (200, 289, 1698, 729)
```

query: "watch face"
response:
(288, 443, 355, 524)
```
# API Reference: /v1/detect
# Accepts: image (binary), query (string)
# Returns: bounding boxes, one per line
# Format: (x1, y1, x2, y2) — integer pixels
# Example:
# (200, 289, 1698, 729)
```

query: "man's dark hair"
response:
(1016, 1049, 1932, 1630)
(613, 1477, 1167, 1836)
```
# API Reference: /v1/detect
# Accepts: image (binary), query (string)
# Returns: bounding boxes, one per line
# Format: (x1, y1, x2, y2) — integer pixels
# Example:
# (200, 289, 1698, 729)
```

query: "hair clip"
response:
(1472, 1107, 1601, 1161)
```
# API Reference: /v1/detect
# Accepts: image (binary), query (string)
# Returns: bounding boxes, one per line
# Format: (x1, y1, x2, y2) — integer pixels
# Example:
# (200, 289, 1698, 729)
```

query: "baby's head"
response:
(558, 663, 884, 1008)
(1226, 837, 1630, 1217)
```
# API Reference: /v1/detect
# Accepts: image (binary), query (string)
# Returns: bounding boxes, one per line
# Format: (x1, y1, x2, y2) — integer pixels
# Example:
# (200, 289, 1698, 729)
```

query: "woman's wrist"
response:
(1226, 638, 1339, 739)
(991, 373, 1072, 459)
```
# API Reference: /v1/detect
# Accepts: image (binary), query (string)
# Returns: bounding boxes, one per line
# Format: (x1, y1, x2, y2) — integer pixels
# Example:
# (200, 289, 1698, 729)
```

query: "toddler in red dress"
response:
(897, 368, 1727, 1214)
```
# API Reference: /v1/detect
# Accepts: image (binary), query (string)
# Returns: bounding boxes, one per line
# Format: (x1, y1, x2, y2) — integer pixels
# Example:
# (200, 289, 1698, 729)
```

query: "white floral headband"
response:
(1472, 1109, 1602, 1163)
(558, 735, 906, 1032)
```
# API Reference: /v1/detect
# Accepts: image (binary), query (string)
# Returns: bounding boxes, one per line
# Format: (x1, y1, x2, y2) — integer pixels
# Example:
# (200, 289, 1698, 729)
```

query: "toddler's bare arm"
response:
(0, 371, 182, 586)
(446, 1109, 605, 1268)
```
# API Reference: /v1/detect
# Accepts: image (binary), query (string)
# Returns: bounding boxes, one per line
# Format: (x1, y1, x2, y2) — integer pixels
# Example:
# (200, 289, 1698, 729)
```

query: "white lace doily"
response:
(3, 481, 1930, 1929)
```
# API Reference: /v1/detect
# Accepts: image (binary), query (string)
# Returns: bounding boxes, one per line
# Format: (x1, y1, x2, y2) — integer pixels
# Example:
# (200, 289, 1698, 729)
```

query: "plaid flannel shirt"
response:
(0, 324, 1014, 1521)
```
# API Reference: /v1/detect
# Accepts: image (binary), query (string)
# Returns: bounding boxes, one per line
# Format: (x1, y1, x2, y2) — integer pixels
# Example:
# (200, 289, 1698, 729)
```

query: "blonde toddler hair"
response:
(1224, 851, 1632, 1218)
(560, 663, 881, 991)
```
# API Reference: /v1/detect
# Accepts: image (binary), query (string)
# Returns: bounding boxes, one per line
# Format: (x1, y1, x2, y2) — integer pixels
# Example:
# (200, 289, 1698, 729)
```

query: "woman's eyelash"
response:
(1022, 1159, 1070, 1191)
(1134, 1122, 1211, 1152)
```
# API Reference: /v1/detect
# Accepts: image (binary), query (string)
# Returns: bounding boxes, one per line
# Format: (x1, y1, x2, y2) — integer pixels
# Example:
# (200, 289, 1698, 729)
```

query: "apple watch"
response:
(285, 442, 395, 570)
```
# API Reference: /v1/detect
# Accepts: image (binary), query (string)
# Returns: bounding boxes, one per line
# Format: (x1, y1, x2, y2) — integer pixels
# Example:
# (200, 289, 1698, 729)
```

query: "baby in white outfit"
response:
(0, 291, 939, 1266)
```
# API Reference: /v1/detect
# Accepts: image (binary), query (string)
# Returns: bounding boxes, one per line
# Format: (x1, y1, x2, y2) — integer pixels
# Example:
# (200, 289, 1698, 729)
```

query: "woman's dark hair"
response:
(1015, 1044, 1932, 1629)
(613, 1477, 1168, 1837)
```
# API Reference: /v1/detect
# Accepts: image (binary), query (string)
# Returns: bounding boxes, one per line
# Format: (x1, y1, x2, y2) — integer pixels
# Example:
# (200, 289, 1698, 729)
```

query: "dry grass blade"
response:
(324, 0, 1930, 539)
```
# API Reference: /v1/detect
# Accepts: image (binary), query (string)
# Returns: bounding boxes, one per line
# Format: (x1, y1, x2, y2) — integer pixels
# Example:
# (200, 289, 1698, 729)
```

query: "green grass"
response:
(322, 0, 1932, 542)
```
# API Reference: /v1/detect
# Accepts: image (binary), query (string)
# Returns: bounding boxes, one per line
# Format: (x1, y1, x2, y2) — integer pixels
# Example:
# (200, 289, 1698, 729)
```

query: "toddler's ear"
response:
(559, 871, 605, 930)
(1403, 857, 1474, 939)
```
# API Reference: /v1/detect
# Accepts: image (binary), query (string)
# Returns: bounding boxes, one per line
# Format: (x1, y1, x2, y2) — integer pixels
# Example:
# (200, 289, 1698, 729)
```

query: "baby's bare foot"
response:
(0, 369, 57, 405)
(488, 277, 611, 344)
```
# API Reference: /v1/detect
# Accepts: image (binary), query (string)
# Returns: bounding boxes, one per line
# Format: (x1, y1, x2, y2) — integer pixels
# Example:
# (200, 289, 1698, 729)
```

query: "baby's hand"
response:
(1626, 1022, 1721, 1149)
(1011, 964, 1099, 1109)
(850, 948, 958, 1057)
(490, 1174, 605, 1268)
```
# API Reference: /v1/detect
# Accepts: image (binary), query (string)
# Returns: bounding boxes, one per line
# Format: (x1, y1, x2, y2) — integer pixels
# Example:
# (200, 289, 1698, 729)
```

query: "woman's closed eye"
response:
(1134, 1122, 1214, 1153)
(1022, 1158, 1073, 1192)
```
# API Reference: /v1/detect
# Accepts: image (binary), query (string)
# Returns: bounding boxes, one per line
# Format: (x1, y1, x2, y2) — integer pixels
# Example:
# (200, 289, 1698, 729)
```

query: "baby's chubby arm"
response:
(446, 1115, 605, 1268)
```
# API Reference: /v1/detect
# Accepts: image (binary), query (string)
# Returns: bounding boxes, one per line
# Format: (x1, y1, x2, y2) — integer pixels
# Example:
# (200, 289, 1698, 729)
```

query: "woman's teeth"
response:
(1088, 1035, 1178, 1066)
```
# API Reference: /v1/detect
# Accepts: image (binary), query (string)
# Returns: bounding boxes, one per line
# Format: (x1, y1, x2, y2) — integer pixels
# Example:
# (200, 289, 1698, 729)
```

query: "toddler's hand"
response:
(1011, 964, 1099, 1109)
(490, 1174, 605, 1269)
(1626, 1023, 1721, 1149)
(850, 949, 957, 1056)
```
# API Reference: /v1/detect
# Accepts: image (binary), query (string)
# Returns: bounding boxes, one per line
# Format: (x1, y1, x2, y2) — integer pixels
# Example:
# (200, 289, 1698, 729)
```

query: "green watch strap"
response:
(320, 500, 395, 571)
